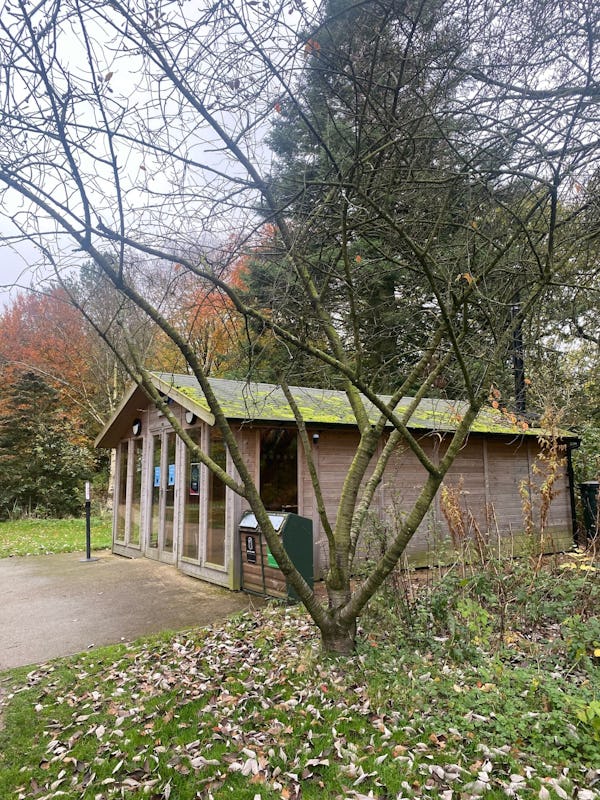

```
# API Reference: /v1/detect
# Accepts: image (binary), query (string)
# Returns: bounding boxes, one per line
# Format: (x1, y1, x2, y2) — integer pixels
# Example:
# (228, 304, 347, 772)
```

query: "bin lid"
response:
(239, 511, 286, 532)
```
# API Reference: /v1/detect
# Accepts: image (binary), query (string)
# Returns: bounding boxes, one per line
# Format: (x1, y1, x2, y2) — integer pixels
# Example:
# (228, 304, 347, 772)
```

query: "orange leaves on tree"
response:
(489, 386, 501, 408)
(0, 288, 96, 440)
(158, 257, 249, 377)
(304, 38, 321, 56)
(488, 384, 530, 430)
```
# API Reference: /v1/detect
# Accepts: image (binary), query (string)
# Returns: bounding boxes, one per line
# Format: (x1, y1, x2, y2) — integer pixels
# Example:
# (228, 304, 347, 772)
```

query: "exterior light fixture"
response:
(312, 432, 320, 444)
(185, 410, 197, 425)
(132, 418, 142, 436)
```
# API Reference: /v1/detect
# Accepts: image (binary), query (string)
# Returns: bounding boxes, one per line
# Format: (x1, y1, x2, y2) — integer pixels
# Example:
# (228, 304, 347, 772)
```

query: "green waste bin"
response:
(239, 511, 313, 600)
(580, 481, 599, 540)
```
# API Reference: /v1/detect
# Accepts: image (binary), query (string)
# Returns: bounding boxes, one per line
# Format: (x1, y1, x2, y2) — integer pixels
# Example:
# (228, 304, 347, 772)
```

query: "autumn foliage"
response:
(154, 255, 250, 376)
(0, 256, 253, 444)
(0, 288, 99, 443)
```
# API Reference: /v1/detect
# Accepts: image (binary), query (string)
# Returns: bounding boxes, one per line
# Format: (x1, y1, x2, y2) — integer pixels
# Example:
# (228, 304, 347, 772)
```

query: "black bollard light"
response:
(80, 481, 98, 563)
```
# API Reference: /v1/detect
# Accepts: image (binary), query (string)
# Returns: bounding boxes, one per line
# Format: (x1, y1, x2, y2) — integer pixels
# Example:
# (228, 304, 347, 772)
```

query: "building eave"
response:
(95, 374, 215, 448)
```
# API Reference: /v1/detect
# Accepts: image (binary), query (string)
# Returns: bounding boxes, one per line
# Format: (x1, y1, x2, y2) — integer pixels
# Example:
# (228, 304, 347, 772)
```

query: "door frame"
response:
(146, 428, 177, 564)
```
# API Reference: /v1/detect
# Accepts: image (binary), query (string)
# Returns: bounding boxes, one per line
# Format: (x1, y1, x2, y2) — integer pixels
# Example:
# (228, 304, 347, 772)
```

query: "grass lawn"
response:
(0, 516, 113, 558)
(1, 554, 600, 800)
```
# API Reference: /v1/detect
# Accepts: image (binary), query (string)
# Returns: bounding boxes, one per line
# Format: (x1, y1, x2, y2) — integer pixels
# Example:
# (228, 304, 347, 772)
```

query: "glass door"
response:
(149, 434, 161, 549)
(130, 439, 143, 546)
(148, 431, 176, 561)
(182, 429, 202, 562)
(163, 432, 176, 555)
(206, 429, 226, 566)
(114, 439, 143, 548)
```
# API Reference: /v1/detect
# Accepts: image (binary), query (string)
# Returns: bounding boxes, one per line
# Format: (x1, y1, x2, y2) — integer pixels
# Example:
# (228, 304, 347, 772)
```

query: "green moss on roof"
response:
(151, 373, 563, 438)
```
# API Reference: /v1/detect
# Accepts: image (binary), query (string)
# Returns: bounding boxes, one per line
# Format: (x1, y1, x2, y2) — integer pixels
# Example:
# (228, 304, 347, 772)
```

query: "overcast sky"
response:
(0, 228, 42, 308)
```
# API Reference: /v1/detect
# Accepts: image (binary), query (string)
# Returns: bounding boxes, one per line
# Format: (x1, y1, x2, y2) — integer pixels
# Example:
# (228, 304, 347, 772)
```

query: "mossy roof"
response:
(150, 373, 559, 438)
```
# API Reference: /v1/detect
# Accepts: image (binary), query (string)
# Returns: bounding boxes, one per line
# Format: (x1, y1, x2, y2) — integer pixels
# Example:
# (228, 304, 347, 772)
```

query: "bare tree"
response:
(0, 0, 599, 653)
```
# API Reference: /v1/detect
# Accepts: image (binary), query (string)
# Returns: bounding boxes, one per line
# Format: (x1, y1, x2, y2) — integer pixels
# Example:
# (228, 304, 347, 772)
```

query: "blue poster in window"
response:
(168, 464, 176, 486)
(154, 466, 161, 487)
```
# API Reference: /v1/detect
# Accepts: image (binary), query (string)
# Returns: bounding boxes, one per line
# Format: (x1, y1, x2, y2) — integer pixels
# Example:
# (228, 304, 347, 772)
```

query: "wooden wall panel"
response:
(486, 439, 533, 532)
(484, 438, 573, 551)
(437, 437, 488, 554)
(310, 430, 382, 576)
(379, 436, 437, 566)
(312, 430, 359, 576)
(524, 439, 573, 551)
(132, 397, 575, 583)
(299, 438, 317, 565)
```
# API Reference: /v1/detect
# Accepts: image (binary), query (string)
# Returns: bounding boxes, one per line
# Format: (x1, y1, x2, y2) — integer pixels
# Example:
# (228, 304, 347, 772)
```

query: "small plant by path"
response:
(0, 517, 112, 558)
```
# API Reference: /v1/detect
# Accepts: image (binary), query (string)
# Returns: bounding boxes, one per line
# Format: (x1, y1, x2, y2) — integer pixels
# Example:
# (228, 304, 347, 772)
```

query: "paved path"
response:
(0, 551, 261, 670)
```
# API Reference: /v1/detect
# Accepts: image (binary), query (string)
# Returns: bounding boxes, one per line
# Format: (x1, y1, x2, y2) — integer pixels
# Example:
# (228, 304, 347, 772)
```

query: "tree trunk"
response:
(319, 619, 357, 655)
(319, 586, 357, 655)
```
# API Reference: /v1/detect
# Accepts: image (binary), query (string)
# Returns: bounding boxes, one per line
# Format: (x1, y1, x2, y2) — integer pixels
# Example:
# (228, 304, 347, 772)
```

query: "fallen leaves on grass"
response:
(3, 605, 600, 800)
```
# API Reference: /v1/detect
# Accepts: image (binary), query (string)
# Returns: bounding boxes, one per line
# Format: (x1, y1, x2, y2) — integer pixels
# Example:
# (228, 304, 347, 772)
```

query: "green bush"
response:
(363, 551, 600, 670)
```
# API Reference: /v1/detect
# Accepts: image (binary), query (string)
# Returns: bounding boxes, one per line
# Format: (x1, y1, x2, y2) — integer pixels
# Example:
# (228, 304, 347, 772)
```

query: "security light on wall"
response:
(157, 394, 174, 416)
(185, 411, 197, 425)
(312, 432, 320, 444)
(132, 418, 142, 436)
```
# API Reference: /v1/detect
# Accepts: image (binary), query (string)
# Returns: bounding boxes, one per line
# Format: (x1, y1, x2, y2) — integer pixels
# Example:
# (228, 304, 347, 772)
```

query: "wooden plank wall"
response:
(306, 431, 573, 574)
(381, 436, 437, 565)
(411, 435, 572, 564)
(240, 530, 288, 598)
(524, 439, 572, 551)
(132, 404, 573, 581)
(306, 430, 380, 576)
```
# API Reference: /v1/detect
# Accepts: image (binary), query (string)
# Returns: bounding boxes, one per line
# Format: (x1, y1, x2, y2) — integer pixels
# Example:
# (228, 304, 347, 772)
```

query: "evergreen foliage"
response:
(0, 372, 93, 519)
(251, 0, 477, 392)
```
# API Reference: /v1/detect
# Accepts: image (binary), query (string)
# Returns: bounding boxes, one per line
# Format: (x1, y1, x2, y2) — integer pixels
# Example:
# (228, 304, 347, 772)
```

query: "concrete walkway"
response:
(0, 551, 261, 670)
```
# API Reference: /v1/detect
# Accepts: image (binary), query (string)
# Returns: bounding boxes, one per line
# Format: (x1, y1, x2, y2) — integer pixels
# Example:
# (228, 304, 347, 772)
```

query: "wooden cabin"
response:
(95, 373, 577, 589)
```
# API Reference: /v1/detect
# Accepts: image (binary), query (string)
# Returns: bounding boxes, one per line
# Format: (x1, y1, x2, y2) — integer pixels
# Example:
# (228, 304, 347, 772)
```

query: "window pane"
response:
(163, 432, 176, 552)
(116, 445, 128, 542)
(207, 429, 226, 566)
(183, 430, 201, 561)
(150, 434, 161, 548)
(260, 429, 298, 513)
(129, 439, 143, 545)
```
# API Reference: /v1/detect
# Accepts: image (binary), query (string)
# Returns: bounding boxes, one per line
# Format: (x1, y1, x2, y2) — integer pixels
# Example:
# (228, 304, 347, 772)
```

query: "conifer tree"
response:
(255, 0, 467, 392)
(0, 372, 92, 518)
